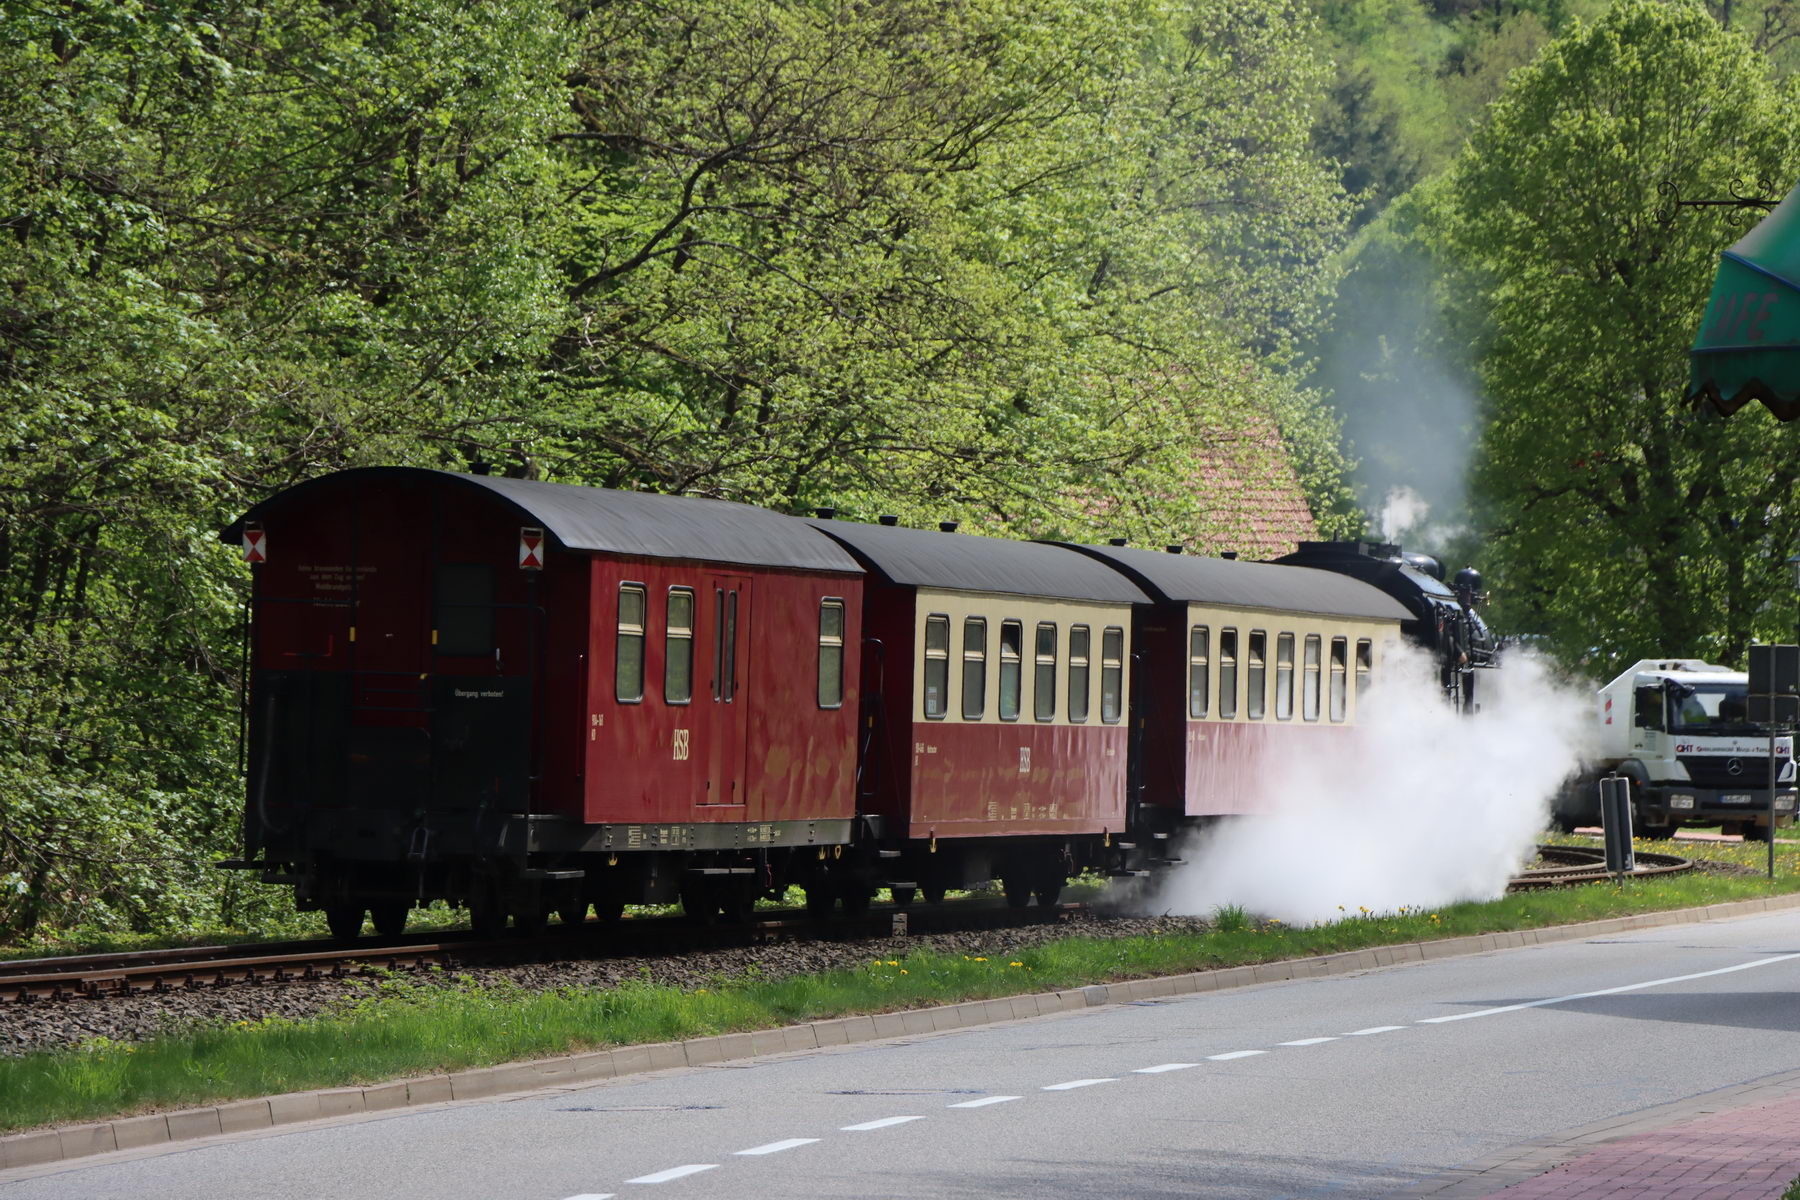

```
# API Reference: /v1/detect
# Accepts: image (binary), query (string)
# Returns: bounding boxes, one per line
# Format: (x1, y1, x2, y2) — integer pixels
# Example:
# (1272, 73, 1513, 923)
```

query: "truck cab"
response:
(1560, 659, 1797, 838)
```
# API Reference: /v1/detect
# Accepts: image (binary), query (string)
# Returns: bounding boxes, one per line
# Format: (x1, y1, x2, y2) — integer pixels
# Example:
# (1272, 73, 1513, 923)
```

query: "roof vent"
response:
(815, 506, 836, 520)
(939, 520, 959, 533)
(878, 514, 900, 527)
(1221, 551, 1238, 560)
(1165, 544, 1182, 554)
(1108, 537, 1127, 547)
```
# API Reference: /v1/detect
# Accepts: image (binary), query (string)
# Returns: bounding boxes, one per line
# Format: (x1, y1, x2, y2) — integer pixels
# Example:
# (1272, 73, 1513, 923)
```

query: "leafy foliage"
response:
(1431, 0, 1800, 673)
(0, 0, 1356, 940)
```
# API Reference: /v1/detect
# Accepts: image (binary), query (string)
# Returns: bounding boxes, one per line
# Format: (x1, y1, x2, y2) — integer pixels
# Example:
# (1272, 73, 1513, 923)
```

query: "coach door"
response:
(702, 576, 752, 808)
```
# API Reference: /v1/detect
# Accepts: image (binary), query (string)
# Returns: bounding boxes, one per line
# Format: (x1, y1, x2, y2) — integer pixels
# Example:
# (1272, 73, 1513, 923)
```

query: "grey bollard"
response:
(1599, 775, 1635, 876)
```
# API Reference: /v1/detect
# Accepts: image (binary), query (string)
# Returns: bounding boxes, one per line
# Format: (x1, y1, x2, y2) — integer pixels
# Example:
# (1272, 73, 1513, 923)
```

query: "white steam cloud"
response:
(1131, 645, 1586, 925)
(1378, 484, 1465, 548)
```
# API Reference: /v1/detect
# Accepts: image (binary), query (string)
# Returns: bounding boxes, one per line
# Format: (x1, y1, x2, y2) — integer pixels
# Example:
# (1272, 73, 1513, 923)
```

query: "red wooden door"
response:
(703, 575, 752, 808)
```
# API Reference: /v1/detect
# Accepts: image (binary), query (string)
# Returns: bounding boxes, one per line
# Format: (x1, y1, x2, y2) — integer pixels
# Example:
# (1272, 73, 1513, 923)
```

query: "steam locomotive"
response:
(220, 469, 1493, 937)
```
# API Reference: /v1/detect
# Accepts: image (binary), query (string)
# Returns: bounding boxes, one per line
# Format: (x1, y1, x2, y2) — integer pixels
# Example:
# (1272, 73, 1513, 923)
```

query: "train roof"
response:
(806, 519, 1148, 605)
(223, 468, 864, 574)
(1053, 542, 1412, 621)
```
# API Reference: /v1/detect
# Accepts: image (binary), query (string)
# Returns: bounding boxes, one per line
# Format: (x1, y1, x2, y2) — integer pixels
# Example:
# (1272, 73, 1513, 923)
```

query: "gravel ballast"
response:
(0, 911, 1215, 1057)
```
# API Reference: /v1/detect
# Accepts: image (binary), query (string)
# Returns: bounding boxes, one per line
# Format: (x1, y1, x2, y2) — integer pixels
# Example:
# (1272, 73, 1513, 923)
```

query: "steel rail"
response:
(0, 901, 1076, 1004)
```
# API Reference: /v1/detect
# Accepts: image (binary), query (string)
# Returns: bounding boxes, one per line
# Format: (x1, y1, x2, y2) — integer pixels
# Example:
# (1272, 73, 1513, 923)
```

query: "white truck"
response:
(1553, 658, 1796, 839)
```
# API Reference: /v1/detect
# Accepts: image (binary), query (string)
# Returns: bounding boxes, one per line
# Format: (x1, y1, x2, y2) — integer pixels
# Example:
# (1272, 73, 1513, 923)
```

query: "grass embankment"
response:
(3, 835, 1798, 1135)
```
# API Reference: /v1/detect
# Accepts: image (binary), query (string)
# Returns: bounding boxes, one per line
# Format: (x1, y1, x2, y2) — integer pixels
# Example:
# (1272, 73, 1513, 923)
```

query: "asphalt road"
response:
(9, 909, 1800, 1200)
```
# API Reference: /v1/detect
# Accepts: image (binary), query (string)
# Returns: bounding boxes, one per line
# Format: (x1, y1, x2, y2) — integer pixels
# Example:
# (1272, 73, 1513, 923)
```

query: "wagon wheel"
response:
(1032, 878, 1064, 908)
(556, 902, 590, 931)
(890, 886, 917, 908)
(369, 902, 410, 938)
(805, 885, 835, 918)
(325, 904, 366, 940)
(839, 880, 874, 917)
(467, 894, 506, 939)
(921, 884, 947, 905)
(681, 882, 721, 924)
(512, 907, 549, 937)
(1001, 874, 1032, 909)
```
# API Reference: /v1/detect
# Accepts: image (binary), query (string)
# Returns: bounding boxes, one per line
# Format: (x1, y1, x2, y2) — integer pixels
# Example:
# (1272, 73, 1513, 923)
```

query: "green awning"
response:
(1689, 180, 1800, 420)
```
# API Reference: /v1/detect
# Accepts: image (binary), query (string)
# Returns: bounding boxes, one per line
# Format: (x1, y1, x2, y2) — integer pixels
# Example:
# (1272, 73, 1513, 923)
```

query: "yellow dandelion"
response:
(973, 956, 987, 962)
(1009, 961, 1023, 967)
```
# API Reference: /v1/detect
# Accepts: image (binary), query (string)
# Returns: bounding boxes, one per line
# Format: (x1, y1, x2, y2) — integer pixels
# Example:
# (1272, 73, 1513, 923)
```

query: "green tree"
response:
(0, 0, 570, 939)
(540, 0, 1354, 541)
(1433, 0, 1800, 674)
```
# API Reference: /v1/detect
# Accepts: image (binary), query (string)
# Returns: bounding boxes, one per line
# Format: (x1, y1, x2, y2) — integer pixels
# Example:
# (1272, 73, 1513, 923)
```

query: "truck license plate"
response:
(1722, 793, 1752, 804)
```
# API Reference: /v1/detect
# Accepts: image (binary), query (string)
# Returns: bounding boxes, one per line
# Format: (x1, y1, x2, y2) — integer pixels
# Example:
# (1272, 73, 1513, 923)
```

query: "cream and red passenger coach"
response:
(1061, 543, 1410, 857)
(806, 518, 1149, 908)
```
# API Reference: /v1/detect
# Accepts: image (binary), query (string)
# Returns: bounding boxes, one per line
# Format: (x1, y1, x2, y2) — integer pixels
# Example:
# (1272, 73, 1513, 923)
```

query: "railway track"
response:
(0, 901, 1073, 1005)
(1507, 843, 1694, 891)
(0, 849, 1695, 1004)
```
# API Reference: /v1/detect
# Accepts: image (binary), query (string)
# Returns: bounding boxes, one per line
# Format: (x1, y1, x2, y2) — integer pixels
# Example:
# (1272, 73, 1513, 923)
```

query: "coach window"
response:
(1303, 634, 1322, 722)
(1034, 622, 1058, 721)
(1356, 639, 1373, 700)
(1275, 633, 1295, 721)
(1188, 625, 1209, 719)
(999, 620, 1023, 720)
(1246, 631, 1267, 720)
(615, 583, 646, 703)
(923, 614, 950, 719)
(1329, 637, 1348, 723)
(1219, 628, 1239, 719)
(962, 617, 987, 720)
(665, 588, 695, 704)
(435, 563, 495, 657)
(1068, 625, 1091, 723)
(1100, 626, 1124, 722)
(817, 598, 845, 708)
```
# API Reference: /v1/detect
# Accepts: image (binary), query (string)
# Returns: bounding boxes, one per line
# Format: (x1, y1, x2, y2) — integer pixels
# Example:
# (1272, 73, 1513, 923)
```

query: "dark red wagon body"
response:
(223, 468, 864, 933)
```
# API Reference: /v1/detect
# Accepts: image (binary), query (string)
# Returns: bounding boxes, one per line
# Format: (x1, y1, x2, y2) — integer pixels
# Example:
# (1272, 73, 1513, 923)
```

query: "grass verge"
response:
(5, 841, 1800, 1135)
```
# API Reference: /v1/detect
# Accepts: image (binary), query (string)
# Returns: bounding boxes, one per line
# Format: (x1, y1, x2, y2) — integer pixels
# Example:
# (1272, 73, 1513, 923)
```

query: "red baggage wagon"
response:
(222, 468, 863, 935)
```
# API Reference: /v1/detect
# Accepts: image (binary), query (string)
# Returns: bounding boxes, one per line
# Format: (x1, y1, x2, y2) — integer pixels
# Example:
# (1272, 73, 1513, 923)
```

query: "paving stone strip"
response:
(6, 891, 1800, 1175)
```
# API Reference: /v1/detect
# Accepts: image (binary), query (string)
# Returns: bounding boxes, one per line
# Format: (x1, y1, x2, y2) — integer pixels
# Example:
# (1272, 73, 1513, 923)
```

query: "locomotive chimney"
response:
(878, 514, 900, 526)
(1221, 551, 1238, 560)
(939, 520, 959, 533)
(1108, 537, 1127, 547)
(815, 506, 836, 520)
(1165, 544, 1182, 554)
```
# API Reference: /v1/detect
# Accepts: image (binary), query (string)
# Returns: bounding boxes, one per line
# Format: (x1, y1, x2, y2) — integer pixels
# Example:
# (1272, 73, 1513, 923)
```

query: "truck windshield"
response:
(1668, 682, 1754, 733)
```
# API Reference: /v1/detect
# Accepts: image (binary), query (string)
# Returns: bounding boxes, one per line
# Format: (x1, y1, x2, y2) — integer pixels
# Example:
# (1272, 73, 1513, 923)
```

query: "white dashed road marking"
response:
(948, 1096, 1021, 1108)
(1042, 1078, 1117, 1090)
(841, 1116, 926, 1131)
(1417, 953, 1800, 1024)
(1133, 1063, 1199, 1074)
(1280, 1037, 1337, 1046)
(1206, 1050, 1266, 1061)
(735, 1139, 819, 1156)
(561, 1194, 614, 1199)
(624, 1165, 718, 1184)
(1345, 1026, 1406, 1036)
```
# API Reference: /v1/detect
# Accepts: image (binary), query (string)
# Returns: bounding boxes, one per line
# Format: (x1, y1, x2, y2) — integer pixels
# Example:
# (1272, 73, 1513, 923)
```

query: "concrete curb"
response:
(8, 889, 1800, 1173)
